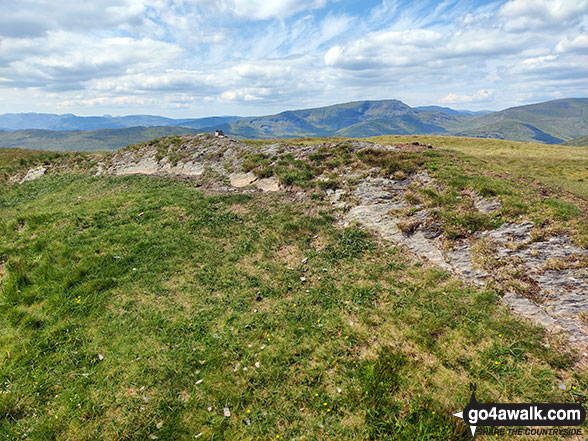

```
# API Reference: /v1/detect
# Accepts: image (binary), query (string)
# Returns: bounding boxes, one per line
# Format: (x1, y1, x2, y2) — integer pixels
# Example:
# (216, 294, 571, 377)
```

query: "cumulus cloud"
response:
(441, 89, 494, 104)
(0, 0, 587, 116)
(202, 0, 329, 20)
(499, 0, 588, 32)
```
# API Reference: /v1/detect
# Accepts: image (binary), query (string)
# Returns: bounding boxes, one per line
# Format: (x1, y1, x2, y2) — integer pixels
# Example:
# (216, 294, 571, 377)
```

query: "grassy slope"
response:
(368, 135, 588, 199)
(1, 138, 587, 440)
(563, 135, 588, 147)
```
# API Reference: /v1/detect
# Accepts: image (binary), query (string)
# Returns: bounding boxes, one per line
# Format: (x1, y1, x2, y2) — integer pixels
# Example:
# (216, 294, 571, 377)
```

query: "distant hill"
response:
(0, 126, 201, 151)
(1, 98, 587, 150)
(414, 105, 491, 116)
(207, 100, 457, 139)
(447, 98, 588, 143)
(0, 113, 241, 131)
(562, 135, 588, 147)
(206, 98, 588, 144)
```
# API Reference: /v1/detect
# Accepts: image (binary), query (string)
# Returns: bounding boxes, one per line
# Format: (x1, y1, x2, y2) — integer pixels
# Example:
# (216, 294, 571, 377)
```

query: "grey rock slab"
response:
(474, 197, 502, 213)
(481, 222, 534, 244)
(445, 245, 489, 285)
(254, 177, 281, 192)
(230, 172, 257, 187)
(20, 166, 46, 183)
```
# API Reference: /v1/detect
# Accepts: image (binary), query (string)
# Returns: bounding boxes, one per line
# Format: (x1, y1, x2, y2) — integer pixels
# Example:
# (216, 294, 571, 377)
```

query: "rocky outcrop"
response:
(328, 157, 588, 356)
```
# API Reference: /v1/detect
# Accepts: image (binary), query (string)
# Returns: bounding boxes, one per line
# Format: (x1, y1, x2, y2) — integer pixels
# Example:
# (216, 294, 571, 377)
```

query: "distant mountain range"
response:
(0, 127, 201, 151)
(0, 114, 240, 131)
(212, 98, 588, 143)
(0, 98, 586, 151)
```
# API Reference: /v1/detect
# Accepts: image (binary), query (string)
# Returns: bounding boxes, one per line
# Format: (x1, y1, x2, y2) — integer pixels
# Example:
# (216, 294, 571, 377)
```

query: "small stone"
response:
(260, 345, 265, 350)
(233, 363, 241, 372)
(196, 379, 203, 385)
(224, 407, 231, 418)
(243, 367, 248, 371)
(337, 387, 342, 394)
(195, 433, 203, 439)
(98, 354, 104, 361)
(348, 320, 354, 326)
(558, 382, 566, 391)
(300, 277, 306, 282)
(207, 407, 212, 412)
(301, 257, 308, 264)
(156, 422, 164, 429)
(244, 418, 251, 426)
(149, 435, 158, 440)
(255, 361, 260, 368)
(132, 268, 137, 271)
(213, 333, 220, 339)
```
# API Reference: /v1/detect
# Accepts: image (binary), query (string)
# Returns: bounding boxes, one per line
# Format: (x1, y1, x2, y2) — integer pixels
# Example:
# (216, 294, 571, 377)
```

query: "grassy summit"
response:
(0, 136, 587, 440)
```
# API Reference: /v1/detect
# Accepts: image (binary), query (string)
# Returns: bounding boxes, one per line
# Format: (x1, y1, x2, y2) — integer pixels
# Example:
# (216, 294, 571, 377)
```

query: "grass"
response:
(0, 138, 587, 440)
(367, 135, 588, 198)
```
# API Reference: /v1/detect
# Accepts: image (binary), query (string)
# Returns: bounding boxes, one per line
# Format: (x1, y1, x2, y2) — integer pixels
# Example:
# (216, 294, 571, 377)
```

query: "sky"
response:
(0, 0, 587, 118)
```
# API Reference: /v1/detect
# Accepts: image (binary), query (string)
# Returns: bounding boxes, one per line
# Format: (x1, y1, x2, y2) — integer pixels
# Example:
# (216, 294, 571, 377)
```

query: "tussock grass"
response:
(1, 139, 587, 440)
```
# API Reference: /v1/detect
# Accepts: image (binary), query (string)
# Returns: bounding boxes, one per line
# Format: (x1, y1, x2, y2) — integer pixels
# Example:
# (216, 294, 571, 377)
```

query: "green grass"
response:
(1, 138, 587, 440)
(0, 167, 586, 440)
(368, 135, 588, 198)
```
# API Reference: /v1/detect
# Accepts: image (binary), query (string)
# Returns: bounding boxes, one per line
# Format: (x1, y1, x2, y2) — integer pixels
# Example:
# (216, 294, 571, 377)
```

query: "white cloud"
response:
(556, 34, 588, 54)
(208, 0, 329, 20)
(0, 0, 587, 116)
(441, 89, 494, 104)
(499, 0, 588, 32)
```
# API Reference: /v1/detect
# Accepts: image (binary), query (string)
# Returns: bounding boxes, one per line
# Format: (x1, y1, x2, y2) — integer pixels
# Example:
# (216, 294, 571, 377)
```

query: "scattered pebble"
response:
(260, 345, 265, 350)
(156, 422, 164, 429)
(300, 277, 306, 282)
(348, 320, 354, 326)
(207, 406, 212, 412)
(247, 344, 253, 348)
(243, 367, 248, 371)
(213, 333, 220, 339)
(255, 361, 260, 368)
(195, 433, 203, 439)
(558, 382, 566, 391)
(224, 407, 231, 418)
(337, 388, 342, 394)
(98, 354, 104, 361)
(149, 435, 158, 440)
(244, 418, 251, 426)
(301, 257, 308, 264)
(132, 268, 137, 271)
(196, 379, 203, 385)
(233, 363, 241, 372)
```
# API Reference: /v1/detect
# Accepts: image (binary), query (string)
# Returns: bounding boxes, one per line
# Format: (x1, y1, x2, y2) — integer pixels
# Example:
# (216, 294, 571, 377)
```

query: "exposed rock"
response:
(254, 177, 281, 192)
(474, 197, 502, 214)
(230, 172, 257, 187)
(326, 189, 347, 208)
(20, 166, 47, 183)
(480, 222, 534, 244)
(445, 245, 488, 285)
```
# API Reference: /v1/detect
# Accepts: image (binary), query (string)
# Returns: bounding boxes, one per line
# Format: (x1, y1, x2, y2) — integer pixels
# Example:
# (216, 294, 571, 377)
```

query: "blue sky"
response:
(0, 0, 586, 117)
